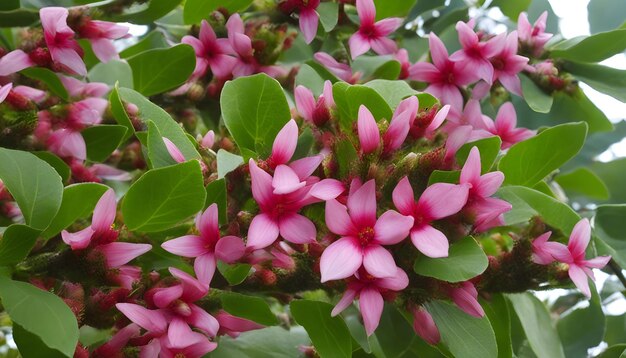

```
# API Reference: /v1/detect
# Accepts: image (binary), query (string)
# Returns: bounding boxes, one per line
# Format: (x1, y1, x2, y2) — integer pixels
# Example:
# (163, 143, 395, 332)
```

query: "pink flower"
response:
(216, 310, 264, 338)
(331, 267, 409, 335)
(349, 0, 402, 59)
(0, 83, 12, 103)
(518, 11, 553, 57)
(549, 219, 611, 297)
(357, 105, 380, 154)
(158, 323, 218, 358)
(40, 7, 86, 76)
(531, 231, 562, 265)
(474, 102, 534, 149)
(0, 50, 34, 76)
(409, 104, 451, 139)
(410, 306, 440, 345)
(200, 130, 215, 149)
(392, 177, 469, 258)
(162, 204, 245, 285)
(383, 96, 419, 153)
(449, 281, 484, 317)
(12, 85, 47, 103)
(182, 20, 236, 79)
(314, 52, 361, 83)
(108, 265, 142, 290)
(58, 74, 110, 98)
(163, 137, 186, 163)
(490, 31, 529, 97)
(295, 81, 334, 126)
(459, 147, 511, 232)
(450, 21, 505, 84)
(279, 0, 321, 44)
(409, 33, 475, 113)
(89, 163, 133, 181)
(77, 20, 129, 63)
(445, 99, 490, 132)
(93, 324, 140, 358)
(320, 179, 414, 282)
(395, 49, 411, 79)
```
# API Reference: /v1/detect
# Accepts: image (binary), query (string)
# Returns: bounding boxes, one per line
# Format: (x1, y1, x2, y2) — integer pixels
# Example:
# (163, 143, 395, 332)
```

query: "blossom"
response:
(162, 204, 245, 285)
(314, 52, 361, 83)
(295, 80, 334, 126)
(40, 7, 86, 76)
(410, 306, 440, 345)
(76, 20, 129, 63)
(531, 231, 561, 265)
(320, 179, 414, 281)
(200, 130, 215, 149)
(473, 102, 534, 149)
(93, 324, 140, 358)
(58, 74, 110, 98)
(518, 11, 553, 56)
(408, 104, 451, 139)
(279, 0, 321, 44)
(409, 33, 475, 112)
(164, 137, 186, 163)
(392, 177, 469, 258)
(331, 267, 409, 335)
(0, 83, 12, 103)
(449, 21, 505, 84)
(489, 31, 529, 97)
(395, 49, 411, 79)
(349, 0, 403, 59)
(549, 219, 611, 297)
(182, 20, 236, 79)
(216, 310, 264, 338)
(357, 105, 380, 154)
(357, 97, 419, 155)
(0, 50, 34, 76)
(449, 281, 484, 317)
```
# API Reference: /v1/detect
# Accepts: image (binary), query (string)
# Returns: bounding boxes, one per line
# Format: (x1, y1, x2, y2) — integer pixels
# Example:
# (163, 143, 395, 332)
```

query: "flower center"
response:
(357, 227, 375, 246)
(172, 300, 192, 317)
(491, 57, 505, 70)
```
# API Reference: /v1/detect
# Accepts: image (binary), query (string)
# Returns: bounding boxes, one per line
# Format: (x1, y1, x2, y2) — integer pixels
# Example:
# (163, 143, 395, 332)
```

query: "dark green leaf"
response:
(111, 0, 183, 24)
(221, 74, 291, 157)
(605, 315, 626, 347)
(0, 148, 63, 230)
(563, 61, 626, 102)
(122, 161, 206, 232)
(590, 158, 626, 203)
(520, 75, 553, 113)
(550, 29, 626, 62)
(217, 149, 244, 179)
(291, 300, 352, 358)
(594, 205, 626, 268)
(372, 60, 401, 80)
(499, 122, 587, 187)
(13, 324, 67, 358)
(205, 179, 227, 225)
(183, 0, 253, 24)
(0, 277, 79, 357)
(335, 139, 358, 178)
(220, 292, 277, 325)
(32, 151, 70, 184)
(597, 345, 626, 358)
(82, 125, 127, 163)
(211, 326, 310, 358)
(414, 236, 488, 282)
(373, 0, 417, 19)
(456, 137, 502, 173)
(481, 294, 512, 358)
(0, 224, 40, 266)
(0, 9, 38, 27)
(21, 67, 69, 101)
(0, 0, 19, 11)
(555, 167, 609, 200)
(120, 31, 168, 58)
(145, 121, 178, 168)
(491, 0, 531, 20)
(127, 44, 195, 96)
(87, 59, 133, 88)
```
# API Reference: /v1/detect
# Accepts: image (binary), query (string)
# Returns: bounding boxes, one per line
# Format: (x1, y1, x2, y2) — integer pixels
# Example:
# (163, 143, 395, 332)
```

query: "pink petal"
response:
(474, 172, 504, 198)
(456, 21, 478, 49)
(357, 105, 380, 154)
(347, 179, 378, 228)
(217, 310, 264, 333)
(167, 318, 193, 349)
(356, 0, 376, 26)
(153, 285, 184, 308)
(199, 20, 217, 46)
(90, 164, 132, 181)
(215, 236, 245, 263)
(363, 245, 397, 278)
(373, 210, 413, 245)
(349, 32, 371, 60)
(323, 80, 335, 108)
(92, 189, 117, 233)
(450, 282, 484, 318)
(196, 204, 219, 243)
(445, 125, 472, 159)
(417, 183, 469, 220)
(0, 50, 34, 76)
(569, 264, 591, 298)
(289, 155, 323, 181)
(169, 267, 207, 301)
(331, 288, 357, 316)
(194, 252, 216, 286)
(246, 213, 280, 250)
(93, 324, 140, 357)
(410, 225, 449, 258)
(408, 62, 440, 82)
(272, 165, 305, 195)
(295, 85, 316, 120)
(115, 303, 167, 334)
(568, 218, 591, 261)
(320, 237, 363, 282)
(531, 232, 555, 265)
(411, 307, 440, 345)
(325, 199, 358, 236)
(163, 138, 186, 163)
(428, 33, 450, 69)
(584, 256, 611, 269)
(139, 339, 161, 358)
(188, 304, 220, 337)
(50, 47, 87, 77)
(279, 213, 317, 244)
(374, 18, 403, 36)
(359, 287, 384, 336)
(62, 226, 94, 250)
(0, 84, 12, 103)
(300, 9, 319, 44)
(249, 160, 275, 208)
(201, 130, 215, 149)
(460, 146, 482, 185)
(271, 119, 298, 165)
(99, 242, 152, 268)
(383, 109, 411, 153)
(90, 38, 119, 63)
(427, 104, 451, 132)
(48, 129, 86, 160)
(161, 235, 206, 258)
(376, 267, 409, 291)
(392, 177, 416, 216)
(310, 179, 345, 200)
(370, 37, 398, 55)
(209, 54, 237, 79)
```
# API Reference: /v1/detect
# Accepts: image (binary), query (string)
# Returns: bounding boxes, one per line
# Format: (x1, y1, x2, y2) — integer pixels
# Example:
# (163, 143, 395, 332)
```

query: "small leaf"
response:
(33, 151, 70, 183)
(499, 122, 587, 187)
(373, 0, 417, 19)
(82, 125, 128, 163)
(220, 292, 277, 325)
(520, 74, 553, 113)
(317, 2, 339, 32)
(290, 300, 352, 358)
(13, 323, 67, 358)
(211, 326, 310, 358)
(205, 179, 227, 225)
(456, 136, 502, 173)
(122, 161, 206, 232)
(217, 149, 244, 179)
(0, 277, 79, 357)
(295, 64, 326, 96)
(127, 44, 196, 96)
(217, 261, 251, 285)
(549, 28, 626, 63)
(0, 224, 40, 266)
(555, 167, 609, 200)
(413, 236, 488, 282)
(88, 59, 133, 88)
(21, 67, 69, 101)
(145, 121, 178, 168)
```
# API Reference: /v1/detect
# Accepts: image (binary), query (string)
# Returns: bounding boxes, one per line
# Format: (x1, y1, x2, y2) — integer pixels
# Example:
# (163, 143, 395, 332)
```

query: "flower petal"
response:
(460, 146, 481, 185)
(392, 176, 416, 215)
(310, 179, 345, 200)
(300, 8, 319, 44)
(289, 155, 323, 180)
(295, 85, 316, 120)
(359, 287, 384, 336)
(61, 226, 94, 250)
(376, 267, 409, 291)
(99, 243, 152, 268)
(569, 264, 591, 298)
(356, 0, 376, 26)
(271, 119, 298, 165)
(363, 245, 397, 278)
(163, 138, 186, 163)
(215, 236, 246, 263)
(417, 183, 469, 220)
(411, 307, 440, 345)
(279, 213, 317, 244)
(347, 179, 378, 228)
(153, 285, 184, 308)
(161, 235, 206, 258)
(92, 189, 117, 233)
(331, 288, 358, 316)
(320, 237, 363, 282)
(568, 218, 591, 261)
(373, 210, 414, 245)
(249, 160, 275, 208)
(325, 199, 358, 236)
(246, 213, 280, 250)
(115, 303, 167, 334)
(188, 304, 220, 337)
(194, 252, 217, 286)
(410, 225, 449, 258)
(272, 164, 306, 195)
(357, 105, 380, 154)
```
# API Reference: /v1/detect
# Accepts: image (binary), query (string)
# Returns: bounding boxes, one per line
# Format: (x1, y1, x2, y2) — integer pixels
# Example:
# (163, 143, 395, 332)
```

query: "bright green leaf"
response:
(364, 80, 419, 109)
(318, 2, 339, 32)
(145, 121, 178, 168)
(0, 224, 40, 266)
(120, 30, 168, 58)
(127, 44, 195, 96)
(520, 75, 553, 113)
(414, 236, 488, 282)
(491, 0, 531, 20)
(456, 136, 502, 173)
(211, 326, 310, 358)
(217, 149, 244, 179)
(220, 292, 277, 325)
(373, 0, 417, 19)
(550, 29, 626, 63)
(82, 125, 127, 163)
(110, 0, 183, 24)
(33, 151, 70, 184)
(217, 261, 251, 285)
(183, 0, 253, 24)
(291, 300, 352, 358)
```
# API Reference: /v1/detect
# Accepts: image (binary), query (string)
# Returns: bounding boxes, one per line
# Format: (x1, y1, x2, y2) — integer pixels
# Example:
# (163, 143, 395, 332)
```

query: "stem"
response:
(608, 259, 626, 289)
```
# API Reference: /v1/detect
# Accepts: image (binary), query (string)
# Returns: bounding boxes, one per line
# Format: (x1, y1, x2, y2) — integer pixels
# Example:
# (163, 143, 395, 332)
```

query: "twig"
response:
(608, 259, 626, 289)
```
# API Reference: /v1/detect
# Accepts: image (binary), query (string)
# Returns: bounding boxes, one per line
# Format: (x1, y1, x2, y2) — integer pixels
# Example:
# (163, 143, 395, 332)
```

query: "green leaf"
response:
(82, 125, 127, 163)
(0, 224, 40, 266)
(221, 74, 291, 157)
(32, 151, 70, 184)
(295, 64, 326, 96)
(588, 0, 626, 33)
(481, 294, 512, 358)
(42, 183, 109, 239)
(426, 300, 498, 358)
(127, 44, 195, 96)
(333, 82, 392, 131)
(318, 2, 339, 32)
(87, 59, 133, 88)
(122, 161, 206, 232)
(145, 121, 178, 168)
(291, 300, 352, 358)
(205, 179, 227, 225)
(335, 139, 358, 177)
(0, 0, 19, 11)
(373, 0, 417, 19)
(217, 261, 251, 285)
(183, 0, 253, 24)
(590, 158, 626, 203)
(364, 80, 419, 109)
(110, 0, 183, 24)
(597, 345, 626, 358)
(506, 293, 565, 358)
(554, 167, 609, 200)
(0, 277, 79, 357)
(557, 282, 605, 358)
(21, 67, 69, 101)
(550, 29, 626, 62)
(594, 205, 626, 268)
(120, 30, 168, 58)
(414, 236, 488, 282)
(372, 60, 401, 80)
(220, 292, 277, 325)
(456, 136, 502, 173)
(491, 0, 531, 19)
(13, 323, 67, 358)
(605, 315, 626, 346)
(217, 149, 244, 179)
(499, 122, 587, 187)
(428, 170, 460, 185)
(563, 61, 626, 102)
(497, 186, 581, 233)
(0, 9, 38, 27)
(0, 148, 63, 230)
(79, 326, 112, 348)
(211, 326, 310, 358)
(520, 75, 553, 113)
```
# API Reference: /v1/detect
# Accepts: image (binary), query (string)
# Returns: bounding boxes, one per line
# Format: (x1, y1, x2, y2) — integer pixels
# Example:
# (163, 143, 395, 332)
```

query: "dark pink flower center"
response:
(360, 24, 379, 39)
(357, 227, 375, 246)
(491, 56, 505, 70)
